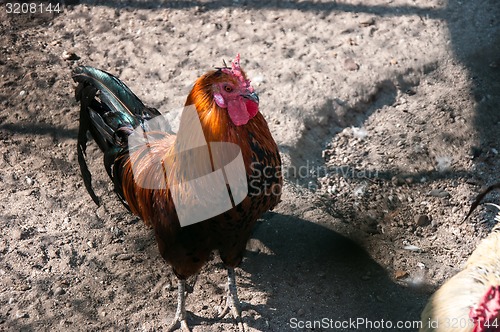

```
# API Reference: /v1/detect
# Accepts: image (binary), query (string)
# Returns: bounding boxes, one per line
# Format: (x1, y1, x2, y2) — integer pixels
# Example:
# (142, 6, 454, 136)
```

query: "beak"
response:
(242, 91, 259, 104)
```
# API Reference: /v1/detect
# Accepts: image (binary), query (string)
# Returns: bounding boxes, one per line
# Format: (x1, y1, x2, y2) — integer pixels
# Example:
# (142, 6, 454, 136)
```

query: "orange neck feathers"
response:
(184, 71, 277, 171)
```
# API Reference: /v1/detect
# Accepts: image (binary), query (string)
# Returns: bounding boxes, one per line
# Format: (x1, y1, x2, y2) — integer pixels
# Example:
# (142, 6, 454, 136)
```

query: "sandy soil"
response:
(1, 0, 500, 331)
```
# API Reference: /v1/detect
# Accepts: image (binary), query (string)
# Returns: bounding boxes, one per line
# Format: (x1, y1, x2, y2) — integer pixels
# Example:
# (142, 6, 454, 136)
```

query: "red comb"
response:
(470, 285, 500, 332)
(231, 53, 242, 74)
(222, 54, 253, 92)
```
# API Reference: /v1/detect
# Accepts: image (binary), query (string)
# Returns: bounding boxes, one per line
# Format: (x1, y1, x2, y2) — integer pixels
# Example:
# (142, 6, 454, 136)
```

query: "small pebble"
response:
(415, 215, 431, 227)
(297, 308, 305, 316)
(394, 270, 408, 279)
(428, 189, 450, 198)
(54, 287, 66, 296)
(405, 88, 416, 95)
(441, 197, 451, 206)
(327, 185, 336, 195)
(19, 90, 26, 97)
(116, 253, 133, 261)
(62, 50, 80, 60)
(16, 311, 29, 319)
(403, 244, 422, 251)
(359, 17, 375, 27)
(344, 58, 359, 71)
(18, 283, 31, 291)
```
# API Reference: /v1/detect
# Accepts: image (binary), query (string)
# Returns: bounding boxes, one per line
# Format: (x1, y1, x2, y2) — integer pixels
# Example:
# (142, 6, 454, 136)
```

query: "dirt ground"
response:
(1, 0, 500, 331)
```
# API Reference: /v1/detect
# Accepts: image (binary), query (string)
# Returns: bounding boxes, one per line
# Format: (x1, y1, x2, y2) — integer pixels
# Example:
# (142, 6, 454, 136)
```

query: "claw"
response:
(219, 267, 247, 332)
(167, 279, 191, 332)
(167, 319, 190, 332)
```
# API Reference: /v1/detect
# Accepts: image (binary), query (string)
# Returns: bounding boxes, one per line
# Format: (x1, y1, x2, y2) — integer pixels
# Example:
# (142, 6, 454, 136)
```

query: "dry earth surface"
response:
(1, 0, 500, 331)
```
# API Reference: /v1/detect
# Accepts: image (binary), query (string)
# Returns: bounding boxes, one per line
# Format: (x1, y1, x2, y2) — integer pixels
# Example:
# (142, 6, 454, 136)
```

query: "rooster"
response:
(420, 184, 500, 332)
(72, 54, 282, 331)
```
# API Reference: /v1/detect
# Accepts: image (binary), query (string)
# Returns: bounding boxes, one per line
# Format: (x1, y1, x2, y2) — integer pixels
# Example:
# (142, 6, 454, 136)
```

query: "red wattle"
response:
(228, 99, 250, 126)
(246, 100, 259, 117)
(227, 98, 260, 126)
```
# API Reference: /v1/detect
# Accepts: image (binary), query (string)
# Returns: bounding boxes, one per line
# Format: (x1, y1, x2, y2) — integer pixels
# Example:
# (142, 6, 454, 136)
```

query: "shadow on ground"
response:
(240, 212, 428, 331)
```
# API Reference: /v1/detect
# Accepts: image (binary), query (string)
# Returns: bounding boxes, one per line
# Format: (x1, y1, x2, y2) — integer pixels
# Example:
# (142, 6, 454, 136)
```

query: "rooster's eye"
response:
(224, 85, 233, 92)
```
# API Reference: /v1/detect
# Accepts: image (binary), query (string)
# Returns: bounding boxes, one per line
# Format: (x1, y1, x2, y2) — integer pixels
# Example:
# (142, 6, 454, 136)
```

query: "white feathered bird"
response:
(420, 183, 500, 332)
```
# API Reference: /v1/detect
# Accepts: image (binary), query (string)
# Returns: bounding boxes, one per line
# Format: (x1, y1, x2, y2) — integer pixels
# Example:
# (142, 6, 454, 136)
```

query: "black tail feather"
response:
(72, 66, 161, 207)
(76, 84, 101, 205)
(464, 183, 500, 222)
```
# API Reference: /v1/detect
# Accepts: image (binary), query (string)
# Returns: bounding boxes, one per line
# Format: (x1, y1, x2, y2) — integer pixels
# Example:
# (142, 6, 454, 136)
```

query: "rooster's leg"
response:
(219, 267, 246, 331)
(167, 279, 190, 332)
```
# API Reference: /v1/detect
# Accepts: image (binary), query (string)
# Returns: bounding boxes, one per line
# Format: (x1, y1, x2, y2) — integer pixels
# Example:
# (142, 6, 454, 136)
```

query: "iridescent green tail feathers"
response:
(72, 66, 161, 207)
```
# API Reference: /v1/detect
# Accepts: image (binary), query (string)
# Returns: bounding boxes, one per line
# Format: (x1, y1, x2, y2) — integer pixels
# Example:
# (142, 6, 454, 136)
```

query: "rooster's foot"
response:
(219, 267, 247, 332)
(167, 279, 191, 332)
(166, 318, 190, 332)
